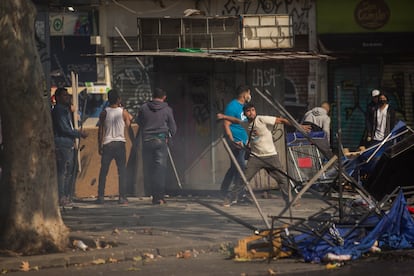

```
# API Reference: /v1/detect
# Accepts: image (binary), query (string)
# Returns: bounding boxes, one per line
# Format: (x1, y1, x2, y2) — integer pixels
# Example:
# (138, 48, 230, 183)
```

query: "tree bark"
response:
(0, 0, 69, 254)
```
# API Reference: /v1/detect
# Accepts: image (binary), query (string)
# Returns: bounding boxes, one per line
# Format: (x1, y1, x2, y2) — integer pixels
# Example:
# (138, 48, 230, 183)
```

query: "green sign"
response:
(317, 0, 414, 33)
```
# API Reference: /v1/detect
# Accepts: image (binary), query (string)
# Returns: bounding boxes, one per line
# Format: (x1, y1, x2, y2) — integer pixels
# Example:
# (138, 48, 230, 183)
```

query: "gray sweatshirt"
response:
(302, 107, 331, 141)
(136, 100, 177, 140)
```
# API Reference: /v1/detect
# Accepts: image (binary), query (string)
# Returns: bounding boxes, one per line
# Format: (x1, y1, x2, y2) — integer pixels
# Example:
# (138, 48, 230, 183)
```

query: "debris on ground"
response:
(176, 250, 193, 259)
(72, 240, 88, 251)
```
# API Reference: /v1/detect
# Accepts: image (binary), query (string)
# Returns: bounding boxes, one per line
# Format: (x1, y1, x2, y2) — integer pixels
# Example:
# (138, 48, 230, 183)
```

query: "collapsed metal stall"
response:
(212, 88, 414, 264)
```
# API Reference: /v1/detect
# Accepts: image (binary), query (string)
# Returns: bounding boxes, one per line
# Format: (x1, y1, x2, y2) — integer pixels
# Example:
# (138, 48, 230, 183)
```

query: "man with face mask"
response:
(367, 93, 396, 147)
(220, 85, 251, 206)
(217, 103, 311, 207)
(360, 89, 380, 148)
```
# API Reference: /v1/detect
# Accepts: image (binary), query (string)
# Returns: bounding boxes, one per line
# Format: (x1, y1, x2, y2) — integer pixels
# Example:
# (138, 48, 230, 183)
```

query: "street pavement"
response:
(0, 191, 355, 274)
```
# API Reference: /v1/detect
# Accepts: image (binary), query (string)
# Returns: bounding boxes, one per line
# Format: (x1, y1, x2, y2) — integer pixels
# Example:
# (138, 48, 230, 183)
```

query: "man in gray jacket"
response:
(302, 101, 333, 158)
(136, 88, 177, 205)
(302, 101, 331, 143)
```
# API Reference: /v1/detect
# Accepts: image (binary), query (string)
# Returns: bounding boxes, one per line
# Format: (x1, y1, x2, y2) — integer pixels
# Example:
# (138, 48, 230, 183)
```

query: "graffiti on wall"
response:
(219, 0, 312, 35)
(332, 64, 414, 150)
(187, 75, 211, 136)
(252, 67, 280, 87)
(382, 71, 410, 122)
(249, 64, 287, 107)
(112, 62, 153, 117)
(214, 78, 235, 113)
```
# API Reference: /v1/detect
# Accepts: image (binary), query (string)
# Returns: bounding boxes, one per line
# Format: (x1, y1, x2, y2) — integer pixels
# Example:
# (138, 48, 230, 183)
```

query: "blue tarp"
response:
(293, 190, 414, 263)
(286, 131, 326, 146)
(344, 121, 407, 180)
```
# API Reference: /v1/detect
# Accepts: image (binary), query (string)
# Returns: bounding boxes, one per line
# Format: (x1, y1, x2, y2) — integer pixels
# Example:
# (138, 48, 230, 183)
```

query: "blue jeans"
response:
(221, 140, 246, 196)
(98, 141, 127, 198)
(143, 138, 168, 203)
(55, 146, 75, 200)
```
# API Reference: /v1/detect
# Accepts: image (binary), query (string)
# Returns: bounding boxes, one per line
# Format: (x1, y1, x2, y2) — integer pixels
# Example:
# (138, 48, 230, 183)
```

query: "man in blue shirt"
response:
(221, 85, 251, 206)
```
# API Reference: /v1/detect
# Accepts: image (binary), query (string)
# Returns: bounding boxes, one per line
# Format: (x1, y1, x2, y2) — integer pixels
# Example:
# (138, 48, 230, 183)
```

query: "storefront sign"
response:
(354, 0, 390, 30)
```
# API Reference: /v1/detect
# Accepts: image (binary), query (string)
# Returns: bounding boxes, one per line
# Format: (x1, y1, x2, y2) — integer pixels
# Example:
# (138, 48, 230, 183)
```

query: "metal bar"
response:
(114, 26, 145, 70)
(255, 88, 380, 213)
(256, 88, 331, 158)
(167, 145, 183, 189)
(195, 199, 260, 232)
(336, 85, 344, 221)
(278, 155, 338, 217)
(71, 71, 81, 173)
(221, 137, 271, 229)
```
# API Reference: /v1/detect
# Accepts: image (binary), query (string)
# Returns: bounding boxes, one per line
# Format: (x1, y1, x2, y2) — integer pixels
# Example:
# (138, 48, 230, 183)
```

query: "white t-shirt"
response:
(242, 115, 277, 157)
(374, 105, 389, 141)
(102, 106, 126, 145)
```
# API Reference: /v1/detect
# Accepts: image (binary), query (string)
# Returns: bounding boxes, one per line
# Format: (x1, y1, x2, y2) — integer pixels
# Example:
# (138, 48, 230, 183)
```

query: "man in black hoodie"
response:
(136, 88, 177, 205)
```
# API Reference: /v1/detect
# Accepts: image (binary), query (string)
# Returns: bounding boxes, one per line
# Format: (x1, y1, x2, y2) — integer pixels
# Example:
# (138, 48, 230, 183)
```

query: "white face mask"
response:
(245, 94, 252, 103)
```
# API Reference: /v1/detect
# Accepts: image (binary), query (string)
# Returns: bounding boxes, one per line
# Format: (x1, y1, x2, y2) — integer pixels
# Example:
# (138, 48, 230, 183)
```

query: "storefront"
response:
(317, 0, 414, 150)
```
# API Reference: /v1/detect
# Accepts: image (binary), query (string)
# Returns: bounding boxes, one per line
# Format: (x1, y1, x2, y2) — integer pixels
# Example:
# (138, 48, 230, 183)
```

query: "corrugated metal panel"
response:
(381, 63, 414, 128)
(330, 63, 381, 151)
(330, 60, 414, 151)
(111, 37, 152, 116)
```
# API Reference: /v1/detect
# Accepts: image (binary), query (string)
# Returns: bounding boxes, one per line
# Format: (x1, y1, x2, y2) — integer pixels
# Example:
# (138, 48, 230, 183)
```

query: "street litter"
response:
(73, 240, 88, 251)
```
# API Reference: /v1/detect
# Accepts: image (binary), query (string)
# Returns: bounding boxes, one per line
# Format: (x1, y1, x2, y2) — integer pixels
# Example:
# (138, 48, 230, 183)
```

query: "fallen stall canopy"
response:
(340, 120, 409, 182)
(259, 90, 414, 264)
(291, 190, 414, 263)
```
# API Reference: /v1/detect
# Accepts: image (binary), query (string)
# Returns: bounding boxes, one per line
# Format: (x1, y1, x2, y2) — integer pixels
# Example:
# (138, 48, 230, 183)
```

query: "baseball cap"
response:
(371, 89, 380, 97)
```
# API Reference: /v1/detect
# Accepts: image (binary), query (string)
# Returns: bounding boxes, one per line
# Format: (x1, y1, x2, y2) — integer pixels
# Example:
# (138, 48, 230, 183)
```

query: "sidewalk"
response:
(0, 194, 331, 272)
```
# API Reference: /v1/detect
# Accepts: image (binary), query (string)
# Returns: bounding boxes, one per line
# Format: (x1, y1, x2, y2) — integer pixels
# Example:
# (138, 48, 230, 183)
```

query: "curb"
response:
(0, 241, 232, 272)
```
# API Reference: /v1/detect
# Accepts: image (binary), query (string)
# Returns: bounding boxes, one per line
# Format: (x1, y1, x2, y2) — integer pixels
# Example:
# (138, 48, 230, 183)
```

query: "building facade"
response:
(36, 0, 412, 195)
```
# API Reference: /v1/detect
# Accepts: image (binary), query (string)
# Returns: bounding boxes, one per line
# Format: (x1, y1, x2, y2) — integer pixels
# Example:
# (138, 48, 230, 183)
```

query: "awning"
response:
(84, 50, 334, 62)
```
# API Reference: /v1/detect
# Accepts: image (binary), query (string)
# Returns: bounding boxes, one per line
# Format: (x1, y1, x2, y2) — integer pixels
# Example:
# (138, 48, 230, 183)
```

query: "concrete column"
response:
(308, 0, 317, 107)
(308, 0, 327, 107)
(99, 4, 112, 87)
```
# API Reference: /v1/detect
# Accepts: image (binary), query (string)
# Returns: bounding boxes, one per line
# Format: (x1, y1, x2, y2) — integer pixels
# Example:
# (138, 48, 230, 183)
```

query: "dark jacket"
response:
(52, 103, 82, 147)
(369, 104, 397, 141)
(136, 100, 177, 141)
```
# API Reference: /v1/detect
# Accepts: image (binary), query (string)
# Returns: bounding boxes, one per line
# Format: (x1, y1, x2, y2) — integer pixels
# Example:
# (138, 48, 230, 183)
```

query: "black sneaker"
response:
(118, 197, 128, 205)
(94, 197, 104, 204)
(152, 199, 167, 205)
(238, 194, 253, 205)
(223, 197, 237, 207)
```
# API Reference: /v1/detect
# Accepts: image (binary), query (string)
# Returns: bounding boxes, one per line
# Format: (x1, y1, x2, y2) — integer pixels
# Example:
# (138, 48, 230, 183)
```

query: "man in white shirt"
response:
(97, 89, 134, 204)
(370, 94, 396, 146)
(218, 103, 309, 206)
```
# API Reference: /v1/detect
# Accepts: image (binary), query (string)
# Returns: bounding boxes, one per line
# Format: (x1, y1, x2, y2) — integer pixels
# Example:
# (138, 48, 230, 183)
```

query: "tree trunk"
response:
(0, 0, 69, 254)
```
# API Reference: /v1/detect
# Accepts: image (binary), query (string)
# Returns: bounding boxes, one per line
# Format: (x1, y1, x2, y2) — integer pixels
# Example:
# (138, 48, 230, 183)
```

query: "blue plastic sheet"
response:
(293, 190, 414, 263)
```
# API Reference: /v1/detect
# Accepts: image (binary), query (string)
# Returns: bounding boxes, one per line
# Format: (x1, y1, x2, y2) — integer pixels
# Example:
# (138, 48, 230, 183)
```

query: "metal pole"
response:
(221, 137, 271, 229)
(71, 71, 81, 172)
(254, 87, 379, 212)
(167, 145, 183, 189)
(336, 85, 344, 221)
(114, 26, 145, 70)
(278, 155, 338, 217)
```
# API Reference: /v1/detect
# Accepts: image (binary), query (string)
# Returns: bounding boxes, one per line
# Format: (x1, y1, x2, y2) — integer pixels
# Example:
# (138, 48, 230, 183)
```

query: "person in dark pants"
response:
(52, 87, 87, 206)
(360, 89, 380, 148)
(220, 85, 251, 201)
(366, 93, 397, 147)
(97, 89, 134, 204)
(218, 103, 311, 207)
(136, 88, 177, 205)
